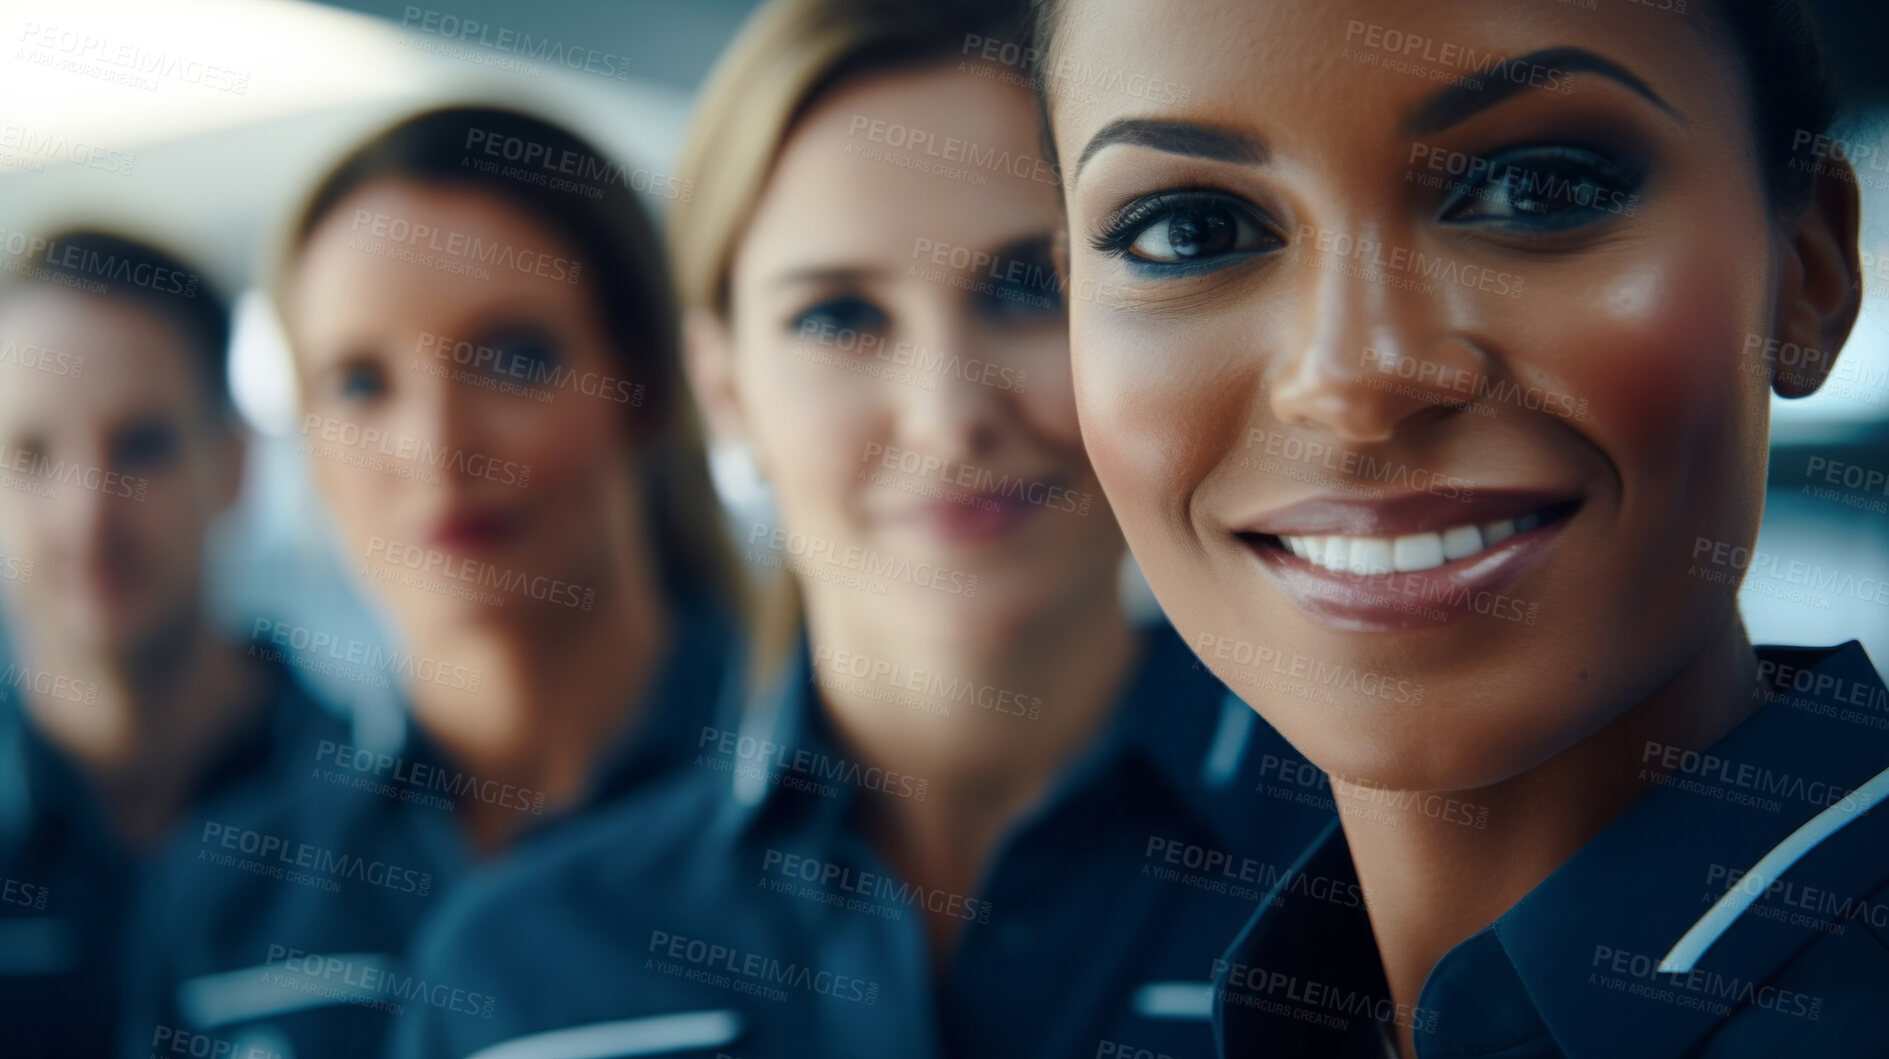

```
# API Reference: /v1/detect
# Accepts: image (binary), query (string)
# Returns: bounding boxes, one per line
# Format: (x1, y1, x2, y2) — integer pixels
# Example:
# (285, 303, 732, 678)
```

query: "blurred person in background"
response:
(393, 3, 1330, 1058)
(0, 229, 344, 1059)
(118, 106, 741, 1059)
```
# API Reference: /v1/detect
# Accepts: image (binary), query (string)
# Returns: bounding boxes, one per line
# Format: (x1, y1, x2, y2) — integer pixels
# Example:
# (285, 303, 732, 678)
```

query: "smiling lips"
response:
(1277, 509, 1553, 575)
(1236, 492, 1581, 630)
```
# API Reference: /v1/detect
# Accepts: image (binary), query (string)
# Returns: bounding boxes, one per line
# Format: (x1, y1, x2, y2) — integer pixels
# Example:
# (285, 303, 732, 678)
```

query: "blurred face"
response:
(289, 180, 641, 628)
(0, 286, 238, 656)
(714, 64, 1123, 637)
(1051, 0, 1790, 789)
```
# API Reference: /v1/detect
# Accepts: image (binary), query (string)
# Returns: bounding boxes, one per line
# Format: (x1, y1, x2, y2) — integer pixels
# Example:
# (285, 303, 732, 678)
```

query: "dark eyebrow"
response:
(1072, 118, 1267, 186)
(770, 265, 890, 290)
(1404, 46, 1685, 135)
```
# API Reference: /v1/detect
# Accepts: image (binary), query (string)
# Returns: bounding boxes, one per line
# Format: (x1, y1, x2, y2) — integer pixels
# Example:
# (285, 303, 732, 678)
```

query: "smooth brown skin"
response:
(1046, 1, 1861, 1053)
(0, 286, 263, 846)
(290, 181, 670, 854)
(689, 65, 1135, 962)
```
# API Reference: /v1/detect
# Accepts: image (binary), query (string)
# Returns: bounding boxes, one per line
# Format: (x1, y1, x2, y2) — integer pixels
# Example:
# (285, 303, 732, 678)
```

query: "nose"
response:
(400, 365, 486, 488)
(896, 315, 1007, 466)
(1267, 225, 1486, 444)
(42, 439, 128, 572)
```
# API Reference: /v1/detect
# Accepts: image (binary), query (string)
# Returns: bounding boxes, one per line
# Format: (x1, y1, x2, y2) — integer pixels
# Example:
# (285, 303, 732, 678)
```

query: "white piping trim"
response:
(464, 1010, 744, 1059)
(1132, 980, 1214, 1020)
(1200, 693, 1255, 789)
(1659, 762, 1889, 973)
(179, 952, 397, 1028)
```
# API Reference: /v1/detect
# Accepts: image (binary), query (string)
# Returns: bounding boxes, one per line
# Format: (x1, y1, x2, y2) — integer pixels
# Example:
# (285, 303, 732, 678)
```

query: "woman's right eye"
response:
(791, 295, 888, 336)
(336, 360, 387, 402)
(1092, 191, 1281, 272)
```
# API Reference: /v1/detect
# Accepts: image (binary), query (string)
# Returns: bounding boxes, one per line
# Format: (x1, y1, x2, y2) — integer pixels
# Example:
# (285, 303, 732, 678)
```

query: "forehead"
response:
(734, 64, 1061, 283)
(291, 179, 592, 350)
(1050, 0, 1733, 169)
(0, 286, 203, 430)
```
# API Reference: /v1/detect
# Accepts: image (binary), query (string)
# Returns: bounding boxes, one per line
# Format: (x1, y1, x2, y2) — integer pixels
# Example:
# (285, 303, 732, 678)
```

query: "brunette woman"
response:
(118, 106, 739, 1059)
(1034, 0, 1884, 1054)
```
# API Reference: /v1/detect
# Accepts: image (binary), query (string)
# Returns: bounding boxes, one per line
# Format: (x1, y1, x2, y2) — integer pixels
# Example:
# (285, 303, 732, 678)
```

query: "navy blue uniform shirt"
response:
(0, 643, 342, 1059)
(117, 601, 735, 1059)
(392, 621, 1335, 1059)
(1213, 641, 1889, 1058)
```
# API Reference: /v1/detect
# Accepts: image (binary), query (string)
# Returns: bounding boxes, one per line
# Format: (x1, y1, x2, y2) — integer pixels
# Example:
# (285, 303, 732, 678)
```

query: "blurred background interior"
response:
(2, 0, 1885, 740)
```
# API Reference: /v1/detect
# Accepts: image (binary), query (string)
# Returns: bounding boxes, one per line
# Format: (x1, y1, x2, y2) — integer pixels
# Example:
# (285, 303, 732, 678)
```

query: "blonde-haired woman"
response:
(394, 3, 1331, 1058)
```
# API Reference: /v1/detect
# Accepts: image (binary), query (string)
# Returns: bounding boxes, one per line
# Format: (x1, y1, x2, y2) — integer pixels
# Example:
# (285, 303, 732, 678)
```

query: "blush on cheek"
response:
(1558, 262, 1752, 457)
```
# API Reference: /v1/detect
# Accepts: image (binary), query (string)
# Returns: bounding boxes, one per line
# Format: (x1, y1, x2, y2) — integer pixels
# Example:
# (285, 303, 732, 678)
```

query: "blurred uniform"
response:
(1213, 642, 1889, 1059)
(391, 622, 1334, 1059)
(0, 642, 343, 1059)
(117, 599, 736, 1059)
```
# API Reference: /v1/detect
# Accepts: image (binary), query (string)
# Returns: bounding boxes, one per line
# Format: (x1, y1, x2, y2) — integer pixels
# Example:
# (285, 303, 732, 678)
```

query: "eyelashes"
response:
(1091, 190, 1283, 273)
(1090, 144, 1648, 275)
(1438, 145, 1646, 230)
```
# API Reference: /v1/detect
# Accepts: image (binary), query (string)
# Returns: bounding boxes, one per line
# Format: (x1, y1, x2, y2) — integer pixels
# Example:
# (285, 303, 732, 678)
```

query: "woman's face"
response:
(712, 65, 1123, 641)
(0, 287, 239, 657)
(1051, 0, 1804, 790)
(290, 180, 640, 629)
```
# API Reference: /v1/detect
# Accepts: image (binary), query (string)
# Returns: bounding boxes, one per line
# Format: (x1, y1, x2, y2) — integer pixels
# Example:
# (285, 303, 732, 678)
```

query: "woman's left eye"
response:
(111, 421, 178, 471)
(1440, 146, 1645, 230)
(1094, 192, 1281, 270)
(480, 326, 561, 378)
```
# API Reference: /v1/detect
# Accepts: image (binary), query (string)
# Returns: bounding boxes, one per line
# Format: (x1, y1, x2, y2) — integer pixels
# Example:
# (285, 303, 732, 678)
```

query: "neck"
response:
(805, 576, 1138, 963)
(16, 610, 261, 848)
(400, 552, 671, 856)
(1341, 622, 1763, 1059)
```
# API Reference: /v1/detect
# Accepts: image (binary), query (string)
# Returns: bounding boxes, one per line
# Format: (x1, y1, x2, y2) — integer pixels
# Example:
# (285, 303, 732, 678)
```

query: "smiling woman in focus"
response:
(1033, 0, 1884, 1055)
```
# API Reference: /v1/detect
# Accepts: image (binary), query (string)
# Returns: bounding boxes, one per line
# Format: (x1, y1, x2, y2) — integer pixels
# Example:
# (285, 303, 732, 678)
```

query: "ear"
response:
(1770, 164, 1863, 398)
(682, 307, 750, 446)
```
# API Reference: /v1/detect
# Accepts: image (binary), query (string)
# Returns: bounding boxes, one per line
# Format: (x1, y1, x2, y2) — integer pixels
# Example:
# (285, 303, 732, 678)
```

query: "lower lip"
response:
(902, 498, 1035, 544)
(1245, 518, 1569, 632)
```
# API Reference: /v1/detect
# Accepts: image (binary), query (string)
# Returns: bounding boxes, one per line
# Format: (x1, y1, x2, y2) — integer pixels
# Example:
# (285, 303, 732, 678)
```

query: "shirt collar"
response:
(1217, 641, 1889, 1059)
(715, 621, 1264, 855)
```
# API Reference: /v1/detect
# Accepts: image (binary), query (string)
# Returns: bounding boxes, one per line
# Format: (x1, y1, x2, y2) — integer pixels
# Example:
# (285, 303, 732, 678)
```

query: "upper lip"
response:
(1235, 489, 1582, 538)
(427, 507, 524, 547)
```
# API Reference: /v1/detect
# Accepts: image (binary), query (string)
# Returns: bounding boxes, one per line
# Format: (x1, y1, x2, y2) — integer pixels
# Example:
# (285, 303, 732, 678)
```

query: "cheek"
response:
(742, 362, 881, 520)
(310, 457, 392, 549)
(1010, 332, 1082, 449)
(1519, 252, 1768, 504)
(494, 397, 623, 492)
(1072, 308, 1257, 534)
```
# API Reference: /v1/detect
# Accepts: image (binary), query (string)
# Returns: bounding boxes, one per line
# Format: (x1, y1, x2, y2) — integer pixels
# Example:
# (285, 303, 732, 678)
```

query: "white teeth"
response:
(1322, 536, 1348, 566)
(1392, 533, 1444, 573)
(1441, 524, 1483, 561)
(1277, 511, 1549, 576)
(1300, 536, 1326, 564)
(1350, 538, 1395, 576)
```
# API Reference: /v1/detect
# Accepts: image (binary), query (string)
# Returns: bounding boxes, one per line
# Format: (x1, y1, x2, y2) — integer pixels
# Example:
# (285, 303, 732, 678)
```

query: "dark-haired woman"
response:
(115, 106, 740, 1059)
(1032, 0, 1886, 1055)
